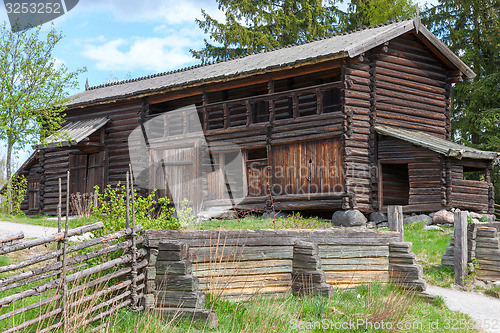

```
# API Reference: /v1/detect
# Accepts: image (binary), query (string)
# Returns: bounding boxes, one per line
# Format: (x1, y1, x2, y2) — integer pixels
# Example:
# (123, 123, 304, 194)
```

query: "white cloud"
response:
(73, 0, 224, 25)
(82, 33, 200, 72)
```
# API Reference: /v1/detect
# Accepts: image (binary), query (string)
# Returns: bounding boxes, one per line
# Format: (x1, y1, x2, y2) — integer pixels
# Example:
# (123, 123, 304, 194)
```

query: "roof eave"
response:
(416, 24, 476, 80)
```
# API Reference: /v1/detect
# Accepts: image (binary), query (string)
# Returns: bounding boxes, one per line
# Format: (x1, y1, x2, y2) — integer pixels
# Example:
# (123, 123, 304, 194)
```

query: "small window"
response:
(381, 163, 409, 206)
(463, 166, 486, 181)
(247, 148, 267, 161)
(323, 88, 341, 113)
(251, 101, 269, 123)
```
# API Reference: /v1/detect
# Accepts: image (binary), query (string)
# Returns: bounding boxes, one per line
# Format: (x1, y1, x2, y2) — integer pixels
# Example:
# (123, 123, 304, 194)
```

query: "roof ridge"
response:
(86, 18, 412, 91)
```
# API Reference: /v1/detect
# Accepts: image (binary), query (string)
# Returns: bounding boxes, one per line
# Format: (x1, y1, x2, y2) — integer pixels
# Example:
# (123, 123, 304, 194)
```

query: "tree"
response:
(191, 0, 417, 63)
(0, 23, 84, 186)
(191, 0, 343, 63)
(422, 0, 500, 196)
(342, 0, 416, 31)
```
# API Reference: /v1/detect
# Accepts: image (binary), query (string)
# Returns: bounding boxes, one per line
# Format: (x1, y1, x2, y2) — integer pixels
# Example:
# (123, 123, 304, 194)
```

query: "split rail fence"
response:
(0, 170, 146, 332)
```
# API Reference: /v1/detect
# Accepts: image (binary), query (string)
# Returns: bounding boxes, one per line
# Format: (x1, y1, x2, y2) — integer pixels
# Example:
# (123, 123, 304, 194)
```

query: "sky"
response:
(0, 0, 438, 167)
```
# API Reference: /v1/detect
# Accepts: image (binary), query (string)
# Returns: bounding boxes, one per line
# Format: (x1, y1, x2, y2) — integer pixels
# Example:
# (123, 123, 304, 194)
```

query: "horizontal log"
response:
(190, 245, 293, 263)
(318, 245, 388, 259)
(0, 232, 24, 245)
(0, 227, 142, 274)
(192, 259, 293, 277)
(156, 290, 205, 308)
(156, 274, 199, 291)
(0, 222, 104, 255)
(156, 260, 192, 275)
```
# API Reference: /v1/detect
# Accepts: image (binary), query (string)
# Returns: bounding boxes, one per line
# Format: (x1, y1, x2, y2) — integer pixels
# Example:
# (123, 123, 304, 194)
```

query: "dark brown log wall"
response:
(377, 136, 443, 213)
(39, 101, 142, 215)
(449, 159, 491, 213)
(372, 33, 449, 138)
(343, 57, 373, 212)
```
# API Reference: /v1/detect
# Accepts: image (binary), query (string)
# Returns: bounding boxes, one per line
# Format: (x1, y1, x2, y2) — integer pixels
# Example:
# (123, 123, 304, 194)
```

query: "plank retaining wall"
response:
(144, 229, 426, 305)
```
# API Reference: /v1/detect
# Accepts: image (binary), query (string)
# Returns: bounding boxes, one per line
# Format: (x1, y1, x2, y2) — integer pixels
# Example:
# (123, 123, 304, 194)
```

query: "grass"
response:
(0, 213, 97, 230)
(194, 213, 331, 230)
(404, 222, 455, 287)
(103, 283, 478, 332)
(484, 286, 500, 299)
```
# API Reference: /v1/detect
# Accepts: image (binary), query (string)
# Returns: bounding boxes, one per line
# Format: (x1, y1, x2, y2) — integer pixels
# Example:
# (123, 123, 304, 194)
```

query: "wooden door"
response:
(86, 151, 105, 193)
(69, 154, 88, 194)
(69, 152, 106, 195)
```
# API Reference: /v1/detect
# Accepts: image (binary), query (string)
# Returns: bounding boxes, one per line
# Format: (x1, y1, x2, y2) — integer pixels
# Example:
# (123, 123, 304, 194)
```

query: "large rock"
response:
(369, 212, 388, 224)
(262, 211, 288, 219)
(332, 209, 367, 227)
(197, 206, 236, 222)
(403, 214, 432, 226)
(432, 209, 454, 225)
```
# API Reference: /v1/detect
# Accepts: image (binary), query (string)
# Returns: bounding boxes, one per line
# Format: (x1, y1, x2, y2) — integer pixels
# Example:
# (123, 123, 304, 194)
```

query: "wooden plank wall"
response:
(450, 162, 490, 213)
(145, 229, 400, 298)
(39, 102, 142, 215)
(377, 136, 443, 213)
(341, 33, 470, 214)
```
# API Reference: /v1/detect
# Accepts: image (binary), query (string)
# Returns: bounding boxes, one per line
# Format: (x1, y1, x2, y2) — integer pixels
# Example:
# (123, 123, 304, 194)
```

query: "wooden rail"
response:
(0, 171, 146, 332)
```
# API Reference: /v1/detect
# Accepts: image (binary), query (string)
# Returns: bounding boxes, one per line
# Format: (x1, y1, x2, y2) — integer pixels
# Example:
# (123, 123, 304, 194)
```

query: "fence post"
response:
(388, 205, 404, 242)
(128, 166, 139, 310)
(59, 171, 70, 330)
(454, 211, 468, 286)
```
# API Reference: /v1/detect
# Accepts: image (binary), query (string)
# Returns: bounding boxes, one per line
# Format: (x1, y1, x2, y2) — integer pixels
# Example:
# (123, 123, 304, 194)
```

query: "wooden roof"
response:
(68, 18, 474, 109)
(375, 125, 500, 161)
(34, 117, 109, 149)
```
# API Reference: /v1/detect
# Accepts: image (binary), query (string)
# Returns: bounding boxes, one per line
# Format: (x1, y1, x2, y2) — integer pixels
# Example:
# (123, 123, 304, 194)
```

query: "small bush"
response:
(91, 183, 180, 234)
(0, 174, 27, 216)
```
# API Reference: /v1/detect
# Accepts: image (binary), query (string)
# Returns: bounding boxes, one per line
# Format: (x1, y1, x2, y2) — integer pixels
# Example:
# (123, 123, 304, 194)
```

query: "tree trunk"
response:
(6, 142, 12, 212)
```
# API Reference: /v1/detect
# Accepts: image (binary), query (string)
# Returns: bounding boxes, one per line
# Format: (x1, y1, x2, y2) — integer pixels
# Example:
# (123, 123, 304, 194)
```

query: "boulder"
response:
(197, 206, 236, 222)
(376, 222, 388, 228)
(432, 209, 454, 225)
(369, 212, 388, 224)
(469, 212, 483, 219)
(482, 214, 496, 222)
(403, 214, 432, 226)
(424, 225, 444, 231)
(332, 209, 367, 227)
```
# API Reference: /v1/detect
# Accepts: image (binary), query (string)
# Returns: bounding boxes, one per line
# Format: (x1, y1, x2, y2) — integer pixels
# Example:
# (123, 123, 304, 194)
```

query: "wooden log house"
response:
(15, 18, 499, 216)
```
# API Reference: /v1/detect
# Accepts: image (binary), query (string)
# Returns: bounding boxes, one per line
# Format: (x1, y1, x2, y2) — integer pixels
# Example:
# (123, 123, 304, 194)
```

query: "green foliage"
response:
(0, 23, 85, 182)
(191, 0, 343, 62)
(192, 0, 417, 63)
(177, 198, 197, 228)
(91, 183, 180, 235)
(422, 0, 500, 196)
(0, 174, 27, 216)
(485, 285, 500, 298)
(342, 0, 416, 31)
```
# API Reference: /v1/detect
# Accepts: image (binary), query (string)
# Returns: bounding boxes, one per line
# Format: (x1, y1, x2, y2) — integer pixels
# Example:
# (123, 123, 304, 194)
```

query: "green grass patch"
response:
(404, 222, 454, 287)
(194, 213, 331, 230)
(103, 283, 478, 332)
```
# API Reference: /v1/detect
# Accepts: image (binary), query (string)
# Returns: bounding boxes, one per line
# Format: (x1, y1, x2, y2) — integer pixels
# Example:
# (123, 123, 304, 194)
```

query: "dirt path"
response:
(0, 220, 90, 241)
(0, 220, 58, 239)
(427, 285, 500, 333)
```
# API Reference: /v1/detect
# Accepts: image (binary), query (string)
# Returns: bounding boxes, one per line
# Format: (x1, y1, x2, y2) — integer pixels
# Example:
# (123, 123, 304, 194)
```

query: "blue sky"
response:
(0, 0, 438, 167)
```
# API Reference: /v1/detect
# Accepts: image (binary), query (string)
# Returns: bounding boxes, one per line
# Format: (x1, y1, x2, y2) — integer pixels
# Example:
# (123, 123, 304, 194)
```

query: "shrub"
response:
(0, 174, 27, 216)
(91, 183, 180, 235)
